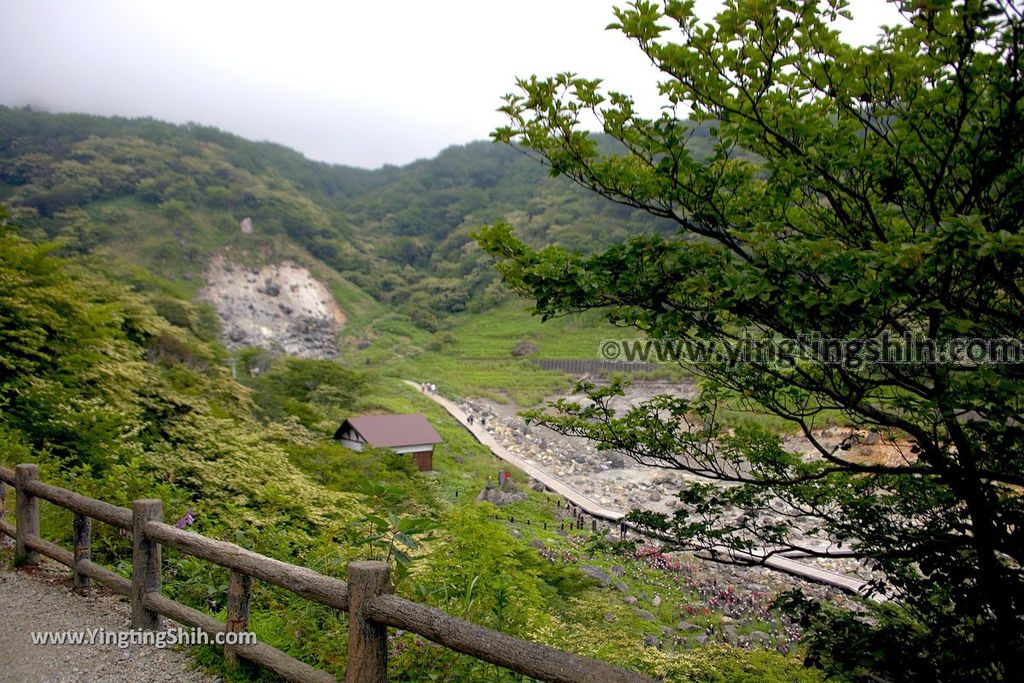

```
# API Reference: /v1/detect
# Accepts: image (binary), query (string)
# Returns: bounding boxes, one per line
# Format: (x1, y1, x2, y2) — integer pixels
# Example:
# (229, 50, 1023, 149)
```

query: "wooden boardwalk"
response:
(407, 380, 881, 599)
(406, 381, 625, 520)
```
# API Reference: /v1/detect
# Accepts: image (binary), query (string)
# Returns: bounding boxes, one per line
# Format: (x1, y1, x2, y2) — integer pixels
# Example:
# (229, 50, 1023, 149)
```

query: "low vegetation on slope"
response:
(0, 211, 820, 681)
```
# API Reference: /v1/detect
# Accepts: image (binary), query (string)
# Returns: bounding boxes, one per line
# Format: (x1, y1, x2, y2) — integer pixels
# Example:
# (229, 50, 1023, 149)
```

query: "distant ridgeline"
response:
(0, 106, 684, 330)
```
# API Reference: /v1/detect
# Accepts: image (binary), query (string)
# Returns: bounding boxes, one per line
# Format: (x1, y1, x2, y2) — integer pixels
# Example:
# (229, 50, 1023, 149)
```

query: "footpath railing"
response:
(0, 464, 652, 683)
(532, 359, 663, 375)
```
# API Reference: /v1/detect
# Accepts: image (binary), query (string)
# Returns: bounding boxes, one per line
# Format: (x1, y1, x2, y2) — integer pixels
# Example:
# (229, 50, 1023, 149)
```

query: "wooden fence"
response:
(0, 464, 652, 683)
(532, 359, 663, 376)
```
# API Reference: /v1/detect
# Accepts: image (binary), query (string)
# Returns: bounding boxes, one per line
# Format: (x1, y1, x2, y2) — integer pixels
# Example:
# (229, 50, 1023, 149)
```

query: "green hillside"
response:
(0, 105, 681, 331)
(0, 105, 688, 403)
(0, 109, 817, 681)
(0, 212, 815, 682)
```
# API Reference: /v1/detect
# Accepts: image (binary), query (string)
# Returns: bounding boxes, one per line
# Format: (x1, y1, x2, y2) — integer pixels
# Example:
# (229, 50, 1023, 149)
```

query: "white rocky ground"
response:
(198, 255, 346, 358)
(458, 380, 895, 582)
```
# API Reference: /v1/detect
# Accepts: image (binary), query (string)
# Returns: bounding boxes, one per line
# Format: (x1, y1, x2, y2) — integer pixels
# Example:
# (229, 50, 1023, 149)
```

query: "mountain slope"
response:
(0, 106, 681, 331)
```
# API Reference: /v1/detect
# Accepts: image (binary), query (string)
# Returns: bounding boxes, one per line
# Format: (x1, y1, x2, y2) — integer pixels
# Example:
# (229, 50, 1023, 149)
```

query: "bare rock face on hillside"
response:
(199, 255, 346, 358)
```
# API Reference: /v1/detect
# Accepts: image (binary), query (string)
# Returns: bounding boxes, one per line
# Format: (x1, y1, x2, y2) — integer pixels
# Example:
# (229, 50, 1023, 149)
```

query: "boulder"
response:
(474, 487, 528, 506)
(579, 565, 612, 588)
(511, 340, 538, 357)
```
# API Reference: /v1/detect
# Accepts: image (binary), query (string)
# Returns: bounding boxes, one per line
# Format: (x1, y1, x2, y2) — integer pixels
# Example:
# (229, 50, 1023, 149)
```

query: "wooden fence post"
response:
(225, 570, 252, 668)
(0, 478, 6, 522)
(15, 464, 39, 565)
(346, 561, 392, 683)
(131, 499, 163, 629)
(72, 512, 91, 591)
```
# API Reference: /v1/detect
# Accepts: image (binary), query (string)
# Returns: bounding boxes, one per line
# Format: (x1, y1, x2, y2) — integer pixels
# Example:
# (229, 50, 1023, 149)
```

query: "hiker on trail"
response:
(468, 414, 474, 425)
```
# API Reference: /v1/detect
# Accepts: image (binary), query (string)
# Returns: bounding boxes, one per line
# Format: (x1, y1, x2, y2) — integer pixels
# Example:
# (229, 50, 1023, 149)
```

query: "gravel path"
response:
(0, 548, 215, 683)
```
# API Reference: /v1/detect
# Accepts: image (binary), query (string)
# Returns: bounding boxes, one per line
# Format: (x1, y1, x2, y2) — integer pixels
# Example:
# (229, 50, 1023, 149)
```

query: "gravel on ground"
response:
(0, 542, 216, 683)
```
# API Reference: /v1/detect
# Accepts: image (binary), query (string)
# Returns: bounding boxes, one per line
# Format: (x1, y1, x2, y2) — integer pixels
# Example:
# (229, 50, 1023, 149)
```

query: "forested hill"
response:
(0, 106, 679, 328)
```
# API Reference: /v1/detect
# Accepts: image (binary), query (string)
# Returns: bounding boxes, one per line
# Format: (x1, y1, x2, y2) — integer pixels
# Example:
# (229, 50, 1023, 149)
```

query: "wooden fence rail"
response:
(0, 464, 653, 683)
(532, 359, 663, 375)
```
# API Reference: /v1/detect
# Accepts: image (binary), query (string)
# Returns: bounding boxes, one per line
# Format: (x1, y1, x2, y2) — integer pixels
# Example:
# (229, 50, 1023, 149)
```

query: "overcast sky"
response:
(0, 0, 902, 169)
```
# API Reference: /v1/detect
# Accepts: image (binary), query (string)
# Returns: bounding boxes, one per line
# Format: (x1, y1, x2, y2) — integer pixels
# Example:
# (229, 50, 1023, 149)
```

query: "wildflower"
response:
(175, 508, 195, 529)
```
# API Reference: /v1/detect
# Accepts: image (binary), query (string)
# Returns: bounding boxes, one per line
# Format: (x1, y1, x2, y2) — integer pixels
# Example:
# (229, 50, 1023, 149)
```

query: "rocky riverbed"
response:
(454, 382, 896, 652)
(457, 381, 888, 583)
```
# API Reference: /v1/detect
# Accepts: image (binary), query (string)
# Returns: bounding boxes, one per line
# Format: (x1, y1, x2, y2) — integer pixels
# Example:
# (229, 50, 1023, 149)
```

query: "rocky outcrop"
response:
(579, 565, 612, 587)
(199, 255, 346, 358)
(475, 486, 528, 506)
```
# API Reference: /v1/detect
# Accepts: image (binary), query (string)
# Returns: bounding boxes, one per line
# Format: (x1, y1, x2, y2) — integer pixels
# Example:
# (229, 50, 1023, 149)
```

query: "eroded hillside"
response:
(199, 255, 346, 358)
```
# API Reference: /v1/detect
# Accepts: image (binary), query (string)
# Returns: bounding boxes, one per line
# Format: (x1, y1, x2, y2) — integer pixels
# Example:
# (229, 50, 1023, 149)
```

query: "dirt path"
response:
(0, 551, 214, 683)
